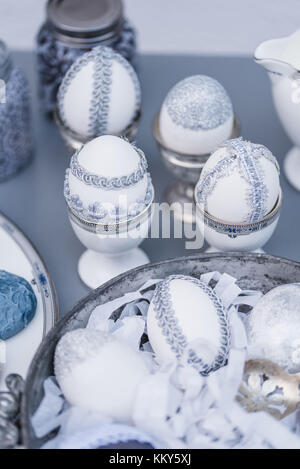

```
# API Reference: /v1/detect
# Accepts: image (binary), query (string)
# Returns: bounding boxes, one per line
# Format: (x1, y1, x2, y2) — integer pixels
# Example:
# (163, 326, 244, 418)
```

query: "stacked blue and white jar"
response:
(36, 0, 137, 116)
(0, 40, 32, 182)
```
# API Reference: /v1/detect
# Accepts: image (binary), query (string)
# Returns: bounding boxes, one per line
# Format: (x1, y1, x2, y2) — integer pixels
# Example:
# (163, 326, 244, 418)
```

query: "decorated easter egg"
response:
(159, 75, 234, 155)
(246, 284, 300, 373)
(57, 46, 141, 139)
(0, 270, 37, 340)
(195, 137, 280, 224)
(54, 329, 149, 423)
(147, 275, 231, 375)
(64, 135, 153, 224)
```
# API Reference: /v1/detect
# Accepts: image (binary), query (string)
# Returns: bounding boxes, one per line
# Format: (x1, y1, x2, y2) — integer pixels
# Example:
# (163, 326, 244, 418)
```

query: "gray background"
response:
(0, 51, 298, 316)
(0, 0, 299, 55)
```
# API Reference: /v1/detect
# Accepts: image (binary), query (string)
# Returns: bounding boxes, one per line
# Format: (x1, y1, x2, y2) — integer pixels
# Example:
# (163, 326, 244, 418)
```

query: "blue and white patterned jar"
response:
(0, 41, 32, 182)
(36, 0, 137, 116)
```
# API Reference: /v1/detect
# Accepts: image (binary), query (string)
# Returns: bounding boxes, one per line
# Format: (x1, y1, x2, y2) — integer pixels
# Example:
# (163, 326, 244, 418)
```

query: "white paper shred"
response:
(31, 272, 300, 449)
(31, 377, 66, 438)
(112, 316, 146, 351)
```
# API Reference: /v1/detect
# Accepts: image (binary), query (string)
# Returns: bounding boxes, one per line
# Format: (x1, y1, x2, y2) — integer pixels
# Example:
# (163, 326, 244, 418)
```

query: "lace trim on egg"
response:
(70, 145, 148, 190)
(226, 138, 267, 223)
(89, 47, 113, 136)
(195, 155, 236, 207)
(196, 138, 279, 223)
(256, 144, 280, 173)
(64, 170, 154, 224)
(57, 46, 141, 138)
(152, 275, 231, 376)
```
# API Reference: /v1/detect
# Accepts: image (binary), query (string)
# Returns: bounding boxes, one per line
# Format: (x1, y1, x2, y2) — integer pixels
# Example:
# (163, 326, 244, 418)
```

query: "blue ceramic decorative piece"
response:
(0, 270, 37, 340)
(0, 41, 33, 182)
(36, 0, 137, 115)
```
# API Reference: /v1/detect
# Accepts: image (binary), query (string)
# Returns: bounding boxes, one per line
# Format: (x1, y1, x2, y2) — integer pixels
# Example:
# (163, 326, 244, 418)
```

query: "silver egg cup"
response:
(195, 188, 282, 253)
(153, 113, 240, 224)
(55, 107, 142, 152)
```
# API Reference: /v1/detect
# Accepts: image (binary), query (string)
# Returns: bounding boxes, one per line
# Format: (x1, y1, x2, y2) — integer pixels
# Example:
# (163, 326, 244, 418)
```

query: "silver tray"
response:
(0, 210, 58, 389)
(21, 252, 300, 448)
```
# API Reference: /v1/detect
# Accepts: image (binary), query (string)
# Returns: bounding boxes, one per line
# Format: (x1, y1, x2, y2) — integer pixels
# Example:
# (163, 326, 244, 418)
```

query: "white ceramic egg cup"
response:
(195, 189, 282, 253)
(55, 108, 141, 152)
(68, 197, 154, 289)
(153, 114, 240, 224)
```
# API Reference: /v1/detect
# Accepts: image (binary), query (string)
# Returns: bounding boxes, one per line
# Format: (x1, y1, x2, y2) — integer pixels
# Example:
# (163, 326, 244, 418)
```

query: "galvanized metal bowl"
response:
(21, 252, 300, 448)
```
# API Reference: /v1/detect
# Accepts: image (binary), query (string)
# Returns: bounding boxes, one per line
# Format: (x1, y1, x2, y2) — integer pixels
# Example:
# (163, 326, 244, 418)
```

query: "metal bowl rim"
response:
(21, 251, 300, 447)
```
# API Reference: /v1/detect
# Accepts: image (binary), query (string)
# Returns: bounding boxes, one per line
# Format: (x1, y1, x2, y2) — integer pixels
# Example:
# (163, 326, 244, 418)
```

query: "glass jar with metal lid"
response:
(36, 0, 137, 116)
(0, 40, 32, 182)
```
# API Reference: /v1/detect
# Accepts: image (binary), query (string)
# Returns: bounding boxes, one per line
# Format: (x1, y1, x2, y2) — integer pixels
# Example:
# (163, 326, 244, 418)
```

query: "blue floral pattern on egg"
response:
(0, 270, 37, 340)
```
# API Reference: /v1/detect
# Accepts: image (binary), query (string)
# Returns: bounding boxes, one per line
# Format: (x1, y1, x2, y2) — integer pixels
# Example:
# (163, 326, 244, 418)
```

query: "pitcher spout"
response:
(254, 30, 300, 82)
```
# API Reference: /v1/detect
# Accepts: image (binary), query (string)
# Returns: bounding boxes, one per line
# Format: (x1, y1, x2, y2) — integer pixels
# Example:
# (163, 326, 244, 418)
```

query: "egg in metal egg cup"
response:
(55, 46, 142, 152)
(195, 137, 282, 253)
(153, 75, 240, 224)
(64, 136, 154, 289)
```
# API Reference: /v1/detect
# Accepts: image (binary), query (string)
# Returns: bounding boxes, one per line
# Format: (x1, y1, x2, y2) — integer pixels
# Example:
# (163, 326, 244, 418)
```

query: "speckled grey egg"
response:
(54, 328, 150, 423)
(246, 284, 300, 373)
(159, 75, 234, 155)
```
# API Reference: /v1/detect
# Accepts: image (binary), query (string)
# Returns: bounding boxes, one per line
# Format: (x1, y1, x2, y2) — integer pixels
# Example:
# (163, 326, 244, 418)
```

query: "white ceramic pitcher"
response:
(255, 30, 300, 190)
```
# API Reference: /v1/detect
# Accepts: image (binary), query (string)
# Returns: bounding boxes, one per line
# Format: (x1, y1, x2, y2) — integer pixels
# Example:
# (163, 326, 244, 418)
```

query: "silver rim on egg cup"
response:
(195, 188, 282, 251)
(55, 107, 142, 152)
(152, 112, 240, 224)
(67, 188, 154, 237)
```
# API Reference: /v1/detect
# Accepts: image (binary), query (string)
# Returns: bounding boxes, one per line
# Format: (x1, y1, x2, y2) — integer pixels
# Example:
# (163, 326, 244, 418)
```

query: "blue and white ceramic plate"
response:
(0, 211, 58, 390)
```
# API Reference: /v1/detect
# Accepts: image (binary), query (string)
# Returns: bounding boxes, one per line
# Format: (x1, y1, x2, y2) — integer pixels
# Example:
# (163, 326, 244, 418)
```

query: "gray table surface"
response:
(0, 51, 298, 316)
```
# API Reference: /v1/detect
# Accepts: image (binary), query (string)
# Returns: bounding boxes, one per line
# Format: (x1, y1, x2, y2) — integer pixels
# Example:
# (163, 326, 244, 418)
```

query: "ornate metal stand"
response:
(0, 374, 25, 449)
